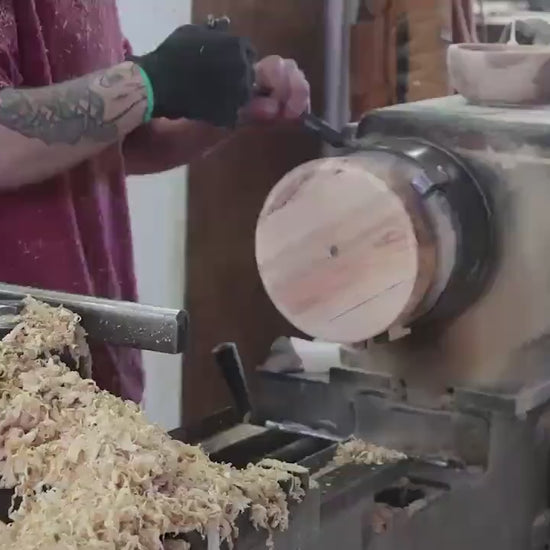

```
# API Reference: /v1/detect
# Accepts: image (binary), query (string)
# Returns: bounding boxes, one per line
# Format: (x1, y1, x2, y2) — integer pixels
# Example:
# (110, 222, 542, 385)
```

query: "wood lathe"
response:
(250, 85, 550, 549)
(4, 100, 550, 550)
(8, 44, 550, 549)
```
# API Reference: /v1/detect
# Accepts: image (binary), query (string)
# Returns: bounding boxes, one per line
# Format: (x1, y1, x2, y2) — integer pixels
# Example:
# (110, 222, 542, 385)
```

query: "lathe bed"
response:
(250, 95, 550, 549)
(4, 95, 550, 548)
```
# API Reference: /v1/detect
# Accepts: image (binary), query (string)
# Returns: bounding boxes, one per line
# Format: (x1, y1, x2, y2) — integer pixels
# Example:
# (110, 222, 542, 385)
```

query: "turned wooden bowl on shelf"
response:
(447, 43, 550, 106)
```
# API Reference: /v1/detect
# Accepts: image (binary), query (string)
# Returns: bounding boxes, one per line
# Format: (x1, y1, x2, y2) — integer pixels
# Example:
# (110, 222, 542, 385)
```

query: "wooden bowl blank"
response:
(255, 155, 437, 344)
(448, 43, 550, 106)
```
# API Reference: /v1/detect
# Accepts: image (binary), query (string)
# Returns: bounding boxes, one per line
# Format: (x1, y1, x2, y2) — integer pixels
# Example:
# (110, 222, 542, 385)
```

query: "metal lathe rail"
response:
(0, 282, 188, 354)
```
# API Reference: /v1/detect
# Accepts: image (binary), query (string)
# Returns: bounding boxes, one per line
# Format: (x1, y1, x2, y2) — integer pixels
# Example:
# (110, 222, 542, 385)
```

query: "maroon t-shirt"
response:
(0, 1, 144, 402)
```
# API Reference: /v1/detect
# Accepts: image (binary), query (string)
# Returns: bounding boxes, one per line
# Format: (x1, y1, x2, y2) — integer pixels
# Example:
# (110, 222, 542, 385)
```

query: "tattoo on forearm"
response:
(0, 63, 146, 146)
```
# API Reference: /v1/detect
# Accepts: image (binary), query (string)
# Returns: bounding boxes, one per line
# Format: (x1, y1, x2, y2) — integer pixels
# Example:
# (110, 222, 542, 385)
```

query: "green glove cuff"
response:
(138, 66, 155, 123)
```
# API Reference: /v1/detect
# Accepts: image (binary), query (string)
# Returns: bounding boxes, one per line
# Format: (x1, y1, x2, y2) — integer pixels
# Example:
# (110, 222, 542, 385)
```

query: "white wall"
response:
(117, 0, 192, 430)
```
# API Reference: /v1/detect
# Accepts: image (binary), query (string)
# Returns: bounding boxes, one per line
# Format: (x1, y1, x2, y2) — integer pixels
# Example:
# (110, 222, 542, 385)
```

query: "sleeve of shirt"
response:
(122, 37, 133, 59)
(0, 0, 22, 89)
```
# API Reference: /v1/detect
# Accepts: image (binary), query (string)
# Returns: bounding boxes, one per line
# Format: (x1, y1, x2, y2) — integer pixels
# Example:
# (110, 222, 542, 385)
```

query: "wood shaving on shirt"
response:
(0, 298, 306, 549)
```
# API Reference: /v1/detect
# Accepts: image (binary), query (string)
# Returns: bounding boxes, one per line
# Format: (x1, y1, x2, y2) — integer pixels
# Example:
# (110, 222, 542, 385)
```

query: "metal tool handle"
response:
(254, 85, 348, 147)
(0, 283, 188, 354)
(301, 112, 348, 148)
(212, 342, 252, 421)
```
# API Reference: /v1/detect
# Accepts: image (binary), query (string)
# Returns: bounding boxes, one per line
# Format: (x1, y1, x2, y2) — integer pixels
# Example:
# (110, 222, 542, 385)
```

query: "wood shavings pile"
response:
(333, 437, 407, 467)
(0, 298, 306, 549)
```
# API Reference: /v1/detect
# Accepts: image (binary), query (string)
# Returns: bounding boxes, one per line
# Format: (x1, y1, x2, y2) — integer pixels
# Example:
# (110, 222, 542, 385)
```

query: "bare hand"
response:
(242, 55, 310, 122)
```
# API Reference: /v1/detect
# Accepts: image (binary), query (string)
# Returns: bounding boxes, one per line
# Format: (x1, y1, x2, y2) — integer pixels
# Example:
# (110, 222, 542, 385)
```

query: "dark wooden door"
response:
(183, 0, 325, 424)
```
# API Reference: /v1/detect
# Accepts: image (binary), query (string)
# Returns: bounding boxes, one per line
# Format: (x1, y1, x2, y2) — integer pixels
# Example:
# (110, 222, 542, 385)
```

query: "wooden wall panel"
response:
(402, 0, 452, 102)
(350, 0, 399, 119)
(183, 0, 324, 424)
(349, 0, 452, 121)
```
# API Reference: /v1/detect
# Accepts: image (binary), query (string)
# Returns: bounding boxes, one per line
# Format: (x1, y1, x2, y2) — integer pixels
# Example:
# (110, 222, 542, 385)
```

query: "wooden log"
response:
(255, 154, 437, 344)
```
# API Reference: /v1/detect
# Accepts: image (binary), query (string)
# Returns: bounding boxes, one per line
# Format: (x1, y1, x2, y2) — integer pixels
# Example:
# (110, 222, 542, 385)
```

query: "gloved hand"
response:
(130, 24, 256, 127)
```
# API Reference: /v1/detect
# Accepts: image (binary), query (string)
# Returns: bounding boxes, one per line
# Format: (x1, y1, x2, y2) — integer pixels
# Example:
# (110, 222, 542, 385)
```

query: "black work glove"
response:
(130, 24, 257, 127)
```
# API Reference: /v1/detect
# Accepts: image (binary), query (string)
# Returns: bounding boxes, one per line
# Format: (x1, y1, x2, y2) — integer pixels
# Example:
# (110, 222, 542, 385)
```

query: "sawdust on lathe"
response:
(332, 437, 407, 467)
(0, 298, 307, 550)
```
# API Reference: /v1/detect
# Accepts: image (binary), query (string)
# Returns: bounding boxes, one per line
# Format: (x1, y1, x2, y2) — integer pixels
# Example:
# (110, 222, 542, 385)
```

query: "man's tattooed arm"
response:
(0, 62, 148, 188)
